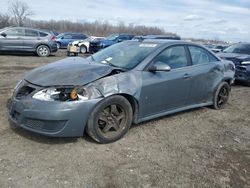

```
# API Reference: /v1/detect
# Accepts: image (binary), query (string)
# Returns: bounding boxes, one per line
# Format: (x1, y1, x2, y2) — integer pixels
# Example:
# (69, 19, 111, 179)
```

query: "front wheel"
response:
(36, 45, 50, 57)
(212, 82, 230, 110)
(80, 45, 87, 54)
(86, 95, 133, 144)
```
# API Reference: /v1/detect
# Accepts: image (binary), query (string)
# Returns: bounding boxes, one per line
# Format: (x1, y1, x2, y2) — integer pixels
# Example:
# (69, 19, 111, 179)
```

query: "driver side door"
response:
(139, 45, 192, 118)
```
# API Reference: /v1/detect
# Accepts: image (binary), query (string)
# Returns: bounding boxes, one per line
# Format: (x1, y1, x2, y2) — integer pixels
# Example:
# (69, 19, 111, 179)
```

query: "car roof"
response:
(1, 26, 51, 34)
(61, 32, 85, 35)
(135, 39, 199, 46)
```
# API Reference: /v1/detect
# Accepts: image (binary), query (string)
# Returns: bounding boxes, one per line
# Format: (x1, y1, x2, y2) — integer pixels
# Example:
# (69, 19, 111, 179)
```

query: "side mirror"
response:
(148, 62, 171, 72)
(1, 32, 7, 37)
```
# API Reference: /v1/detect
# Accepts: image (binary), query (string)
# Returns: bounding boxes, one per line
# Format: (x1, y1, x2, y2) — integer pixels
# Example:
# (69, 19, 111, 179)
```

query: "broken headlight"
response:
(32, 86, 102, 101)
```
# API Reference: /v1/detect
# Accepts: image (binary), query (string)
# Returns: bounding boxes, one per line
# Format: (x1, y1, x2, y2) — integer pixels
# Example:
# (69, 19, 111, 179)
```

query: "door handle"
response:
(183, 73, 191, 79)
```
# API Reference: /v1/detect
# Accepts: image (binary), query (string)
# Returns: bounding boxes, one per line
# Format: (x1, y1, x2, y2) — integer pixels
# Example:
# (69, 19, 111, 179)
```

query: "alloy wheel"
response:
(97, 104, 126, 139)
(217, 85, 229, 108)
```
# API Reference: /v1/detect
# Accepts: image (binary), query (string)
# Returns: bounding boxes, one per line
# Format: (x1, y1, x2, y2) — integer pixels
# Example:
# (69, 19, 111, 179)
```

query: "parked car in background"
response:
(67, 36, 105, 56)
(0, 27, 58, 57)
(218, 43, 250, 86)
(43, 30, 59, 36)
(55, 33, 88, 49)
(89, 33, 134, 53)
(8, 40, 235, 143)
(211, 45, 228, 53)
(133, 35, 181, 40)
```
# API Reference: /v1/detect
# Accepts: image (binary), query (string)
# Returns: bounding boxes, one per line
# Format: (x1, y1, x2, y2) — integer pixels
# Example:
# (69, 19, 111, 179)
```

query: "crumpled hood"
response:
(218, 52, 250, 61)
(24, 57, 114, 87)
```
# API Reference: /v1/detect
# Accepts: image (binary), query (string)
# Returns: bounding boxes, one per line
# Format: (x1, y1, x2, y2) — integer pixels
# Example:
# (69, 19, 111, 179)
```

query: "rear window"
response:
(189, 46, 219, 65)
(25, 29, 39, 37)
(39, 32, 48, 37)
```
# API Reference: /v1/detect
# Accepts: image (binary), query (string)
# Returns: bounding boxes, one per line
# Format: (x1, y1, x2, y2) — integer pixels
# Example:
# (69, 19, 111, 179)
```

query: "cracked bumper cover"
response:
(7, 97, 101, 137)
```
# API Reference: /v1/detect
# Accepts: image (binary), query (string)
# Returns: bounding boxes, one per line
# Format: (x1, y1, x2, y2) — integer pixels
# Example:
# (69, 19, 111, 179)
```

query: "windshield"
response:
(88, 41, 159, 69)
(106, 34, 119, 41)
(223, 43, 250, 55)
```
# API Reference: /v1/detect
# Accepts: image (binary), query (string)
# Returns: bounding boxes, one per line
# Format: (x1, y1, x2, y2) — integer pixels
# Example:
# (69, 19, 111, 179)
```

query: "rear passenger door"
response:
(23, 29, 40, 50)
(186, 45, 221, 105)
(0, 28, 25, 50)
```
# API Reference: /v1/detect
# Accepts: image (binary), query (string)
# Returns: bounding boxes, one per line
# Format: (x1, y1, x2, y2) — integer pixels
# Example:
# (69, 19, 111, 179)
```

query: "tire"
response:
(56, 42, 61, 49)
(86, 95, 133, 144)
(80, 45, 87, 54)
(36, 45, 50, 57)
(212, 82, 230, 110)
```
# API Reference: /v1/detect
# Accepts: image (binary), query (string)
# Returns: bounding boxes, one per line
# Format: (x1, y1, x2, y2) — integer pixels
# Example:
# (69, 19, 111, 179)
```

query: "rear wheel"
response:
(36, 45, 50, 57)
(212, 82, 230, 110)
(86, 95, 133, 144)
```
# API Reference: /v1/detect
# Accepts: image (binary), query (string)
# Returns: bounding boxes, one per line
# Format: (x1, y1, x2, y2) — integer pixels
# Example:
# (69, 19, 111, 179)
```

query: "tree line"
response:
(0, 0, 178, 37)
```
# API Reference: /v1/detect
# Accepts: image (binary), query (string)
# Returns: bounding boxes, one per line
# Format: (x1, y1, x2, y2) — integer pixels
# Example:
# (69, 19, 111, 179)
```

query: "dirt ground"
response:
(0, 50, 249, 188)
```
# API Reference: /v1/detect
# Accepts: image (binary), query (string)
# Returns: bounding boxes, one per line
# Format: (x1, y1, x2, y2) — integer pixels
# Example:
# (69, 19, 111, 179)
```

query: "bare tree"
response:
(0, 13, 10, 28)
(9, 0, 33, 26)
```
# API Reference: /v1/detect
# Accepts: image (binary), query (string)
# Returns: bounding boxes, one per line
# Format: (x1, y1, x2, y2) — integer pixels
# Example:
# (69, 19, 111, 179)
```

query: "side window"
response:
(63, 35, 72, 39)
(5, 28, 24, 36)
(189, 46, 218, 65)
(25, 29, 39, 37)
(153, 46, 188, 69)
(119, 36, 129, 40)
(72, 35, 86, 39)
(39, 32, 48, 37)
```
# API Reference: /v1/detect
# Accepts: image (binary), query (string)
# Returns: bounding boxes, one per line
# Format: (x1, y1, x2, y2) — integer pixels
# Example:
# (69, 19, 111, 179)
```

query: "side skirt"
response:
(135, 102, 213, 124)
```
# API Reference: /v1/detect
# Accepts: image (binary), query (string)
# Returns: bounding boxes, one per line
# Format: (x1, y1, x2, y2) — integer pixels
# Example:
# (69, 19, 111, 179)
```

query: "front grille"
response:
(236, 66, 247, 72)
(25, 118, 67, 132)
(26, 119, 45, 129)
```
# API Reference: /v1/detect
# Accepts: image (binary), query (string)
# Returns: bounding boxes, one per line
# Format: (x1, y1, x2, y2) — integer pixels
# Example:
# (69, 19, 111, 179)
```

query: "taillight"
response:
(51, 35, 56, 41)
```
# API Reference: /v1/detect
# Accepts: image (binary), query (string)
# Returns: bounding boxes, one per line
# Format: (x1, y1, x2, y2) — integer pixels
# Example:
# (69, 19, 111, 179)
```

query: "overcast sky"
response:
(0, 0, 249, 42)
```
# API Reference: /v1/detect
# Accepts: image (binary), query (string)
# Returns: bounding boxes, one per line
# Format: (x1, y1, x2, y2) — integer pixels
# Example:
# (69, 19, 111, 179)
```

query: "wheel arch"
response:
(35, 43, 51, 51)
(118, 93, 139, 124)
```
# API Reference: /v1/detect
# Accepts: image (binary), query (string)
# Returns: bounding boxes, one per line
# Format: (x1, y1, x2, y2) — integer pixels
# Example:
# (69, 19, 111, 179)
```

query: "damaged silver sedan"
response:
(8, 40, 235, 143)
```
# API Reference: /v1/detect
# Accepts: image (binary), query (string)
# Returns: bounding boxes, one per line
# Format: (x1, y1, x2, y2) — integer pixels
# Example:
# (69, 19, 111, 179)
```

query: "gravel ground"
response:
(0, 50, 249, 188)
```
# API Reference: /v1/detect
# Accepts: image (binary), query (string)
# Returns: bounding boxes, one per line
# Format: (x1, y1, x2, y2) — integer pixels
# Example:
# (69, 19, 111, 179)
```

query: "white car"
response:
(67, 36, 104, 55)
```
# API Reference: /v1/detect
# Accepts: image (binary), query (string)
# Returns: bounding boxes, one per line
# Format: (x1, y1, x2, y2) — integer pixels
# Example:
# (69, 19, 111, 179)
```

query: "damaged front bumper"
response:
(235, 65, 250, 83)
(7, 96, 101, 137)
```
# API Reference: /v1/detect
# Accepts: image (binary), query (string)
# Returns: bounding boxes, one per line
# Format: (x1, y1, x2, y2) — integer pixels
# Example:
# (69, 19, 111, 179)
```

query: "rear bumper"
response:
(50, 43, 58, 53)
(7, 97, 101, 137)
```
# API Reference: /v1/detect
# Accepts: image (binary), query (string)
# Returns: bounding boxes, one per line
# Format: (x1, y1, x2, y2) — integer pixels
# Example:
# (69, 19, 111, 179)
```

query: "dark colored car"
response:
(133, 35, 181, 40)
(55, 33, 88, 49)
(211, 45, 228, 53)
(0, 27, 58, 57)
(218, 43, 250, 86)
(89, 33, 134, 53)
(7, 40, 235, 143)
